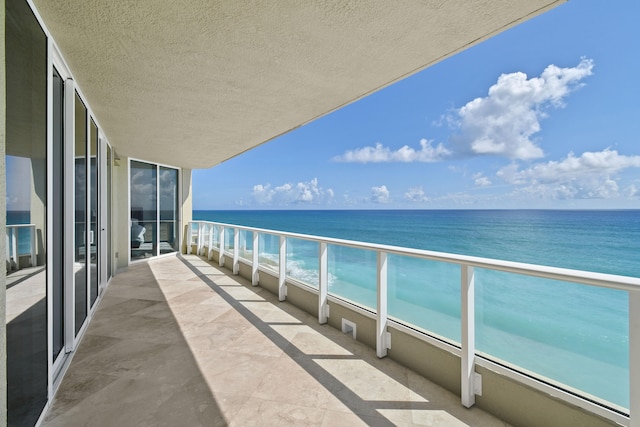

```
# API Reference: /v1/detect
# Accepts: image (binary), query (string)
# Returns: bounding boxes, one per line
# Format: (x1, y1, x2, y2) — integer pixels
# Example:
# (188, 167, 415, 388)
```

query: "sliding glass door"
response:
(6, 1, 113, 423)
(74, 93, 88, 335)
(130, 160, 179, 261)
(5, 0, 48, 424)
(52, 68, 65, 368)
(89, 120, 99, 307)
(160, 167, 180, 254)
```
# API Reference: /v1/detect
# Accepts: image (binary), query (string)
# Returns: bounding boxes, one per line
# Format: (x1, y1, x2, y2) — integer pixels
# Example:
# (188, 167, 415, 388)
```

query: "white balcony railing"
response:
(188, 220, 640, 427)
(6, 224, 37, 271)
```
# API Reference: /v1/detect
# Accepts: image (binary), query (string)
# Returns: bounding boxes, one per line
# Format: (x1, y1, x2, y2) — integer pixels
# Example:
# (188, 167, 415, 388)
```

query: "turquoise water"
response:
(6, 210, 33, 255)
(193, 209, 640, 409)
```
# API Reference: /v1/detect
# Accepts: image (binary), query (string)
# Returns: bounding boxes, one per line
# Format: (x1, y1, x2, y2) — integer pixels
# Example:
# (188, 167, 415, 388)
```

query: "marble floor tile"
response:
(42, 254, 510, 427)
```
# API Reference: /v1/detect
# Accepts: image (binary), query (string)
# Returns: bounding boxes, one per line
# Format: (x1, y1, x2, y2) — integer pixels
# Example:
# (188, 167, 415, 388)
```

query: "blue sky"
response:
(193, 0, 640, 210)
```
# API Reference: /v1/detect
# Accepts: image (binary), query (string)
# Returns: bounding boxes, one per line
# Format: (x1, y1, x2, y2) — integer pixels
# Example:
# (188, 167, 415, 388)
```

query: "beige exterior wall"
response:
(327, 303, 376, 351)
(388, 327, 461, 394)
(475, 365, 617, 427)
(286, 284, 318, 318)
(258, 270, 279, 296)
(0, 0, 7, 421)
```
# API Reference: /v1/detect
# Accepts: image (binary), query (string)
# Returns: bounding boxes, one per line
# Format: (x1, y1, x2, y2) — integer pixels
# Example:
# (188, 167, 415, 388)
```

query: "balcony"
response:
(42, 254, 507, 426)
(39, 221, 638, 426)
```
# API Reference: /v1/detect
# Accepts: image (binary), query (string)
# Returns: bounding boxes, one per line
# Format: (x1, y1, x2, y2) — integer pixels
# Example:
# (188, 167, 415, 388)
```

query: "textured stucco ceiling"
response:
(33, 0, 564, 169)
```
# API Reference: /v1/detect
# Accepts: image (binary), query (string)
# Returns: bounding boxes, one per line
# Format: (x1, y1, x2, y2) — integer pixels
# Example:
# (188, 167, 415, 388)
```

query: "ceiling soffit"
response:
(32, 0, 564, 169)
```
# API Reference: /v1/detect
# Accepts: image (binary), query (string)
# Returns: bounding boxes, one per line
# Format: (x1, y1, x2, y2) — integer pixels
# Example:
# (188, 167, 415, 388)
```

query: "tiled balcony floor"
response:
(42, 254, 510, 427)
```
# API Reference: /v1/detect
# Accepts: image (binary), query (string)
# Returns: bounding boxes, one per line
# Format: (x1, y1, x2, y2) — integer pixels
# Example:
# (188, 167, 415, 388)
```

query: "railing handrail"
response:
(189, 218, 638, 425)
(6, 223, 36, 229)
(190, 219, 640, 293)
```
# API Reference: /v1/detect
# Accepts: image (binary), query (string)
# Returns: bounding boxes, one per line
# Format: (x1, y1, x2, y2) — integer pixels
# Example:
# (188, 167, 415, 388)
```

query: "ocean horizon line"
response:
(193, 207, 640, 212)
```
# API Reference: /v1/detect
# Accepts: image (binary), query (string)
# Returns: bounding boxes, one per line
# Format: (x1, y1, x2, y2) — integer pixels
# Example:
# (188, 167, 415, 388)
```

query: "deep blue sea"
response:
(193, 209, 640, 409)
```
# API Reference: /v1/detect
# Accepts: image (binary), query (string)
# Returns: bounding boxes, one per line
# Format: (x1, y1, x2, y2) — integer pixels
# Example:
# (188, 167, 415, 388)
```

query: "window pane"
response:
(106, 145, 112, 280)
(5, 0, 48, 423)
(74, 92, 87, 334)
(89, 119, 98, 305)
(159, 166, 178, 253)
(52, 68, 64, 361)
(130, 161, 157, 259)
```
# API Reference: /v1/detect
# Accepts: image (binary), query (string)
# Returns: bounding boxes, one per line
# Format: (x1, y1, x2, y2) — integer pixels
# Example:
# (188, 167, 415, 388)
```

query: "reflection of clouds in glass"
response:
(159, 168, 177, 198)
(6, 155, 32, 211)
(130, 163, 157, 211)
(75, 158, 86, 198)
(159, 167, 178, 220)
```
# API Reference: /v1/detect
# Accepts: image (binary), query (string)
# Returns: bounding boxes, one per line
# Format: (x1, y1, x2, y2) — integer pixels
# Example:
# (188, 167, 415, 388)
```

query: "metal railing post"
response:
(218, 226, 225, 267)
(377, 251, 389, 358)
(233, 228, 240, 275)
(278, 235, 287, 301)
(252, 232, 259, 286)
(11, 227, 18, 269)
(318, 242, 328, 324)
(461, 264, 476, 407)
(185, 222, 193, 254)
(197, 222, 204, 255)
(630, 290, 640, 427)
(207, 224, 214, 260)
(5, 229, 10, 269)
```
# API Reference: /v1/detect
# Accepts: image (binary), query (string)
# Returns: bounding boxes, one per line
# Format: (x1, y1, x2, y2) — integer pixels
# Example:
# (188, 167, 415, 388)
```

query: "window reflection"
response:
(160, 167, 179, 253)
(89, 119, 99, 306)
(5, 0, 48, 424)
(130, 161, 179, 259)
(130, 161, 158, 259)
(74, 93, 87, 334)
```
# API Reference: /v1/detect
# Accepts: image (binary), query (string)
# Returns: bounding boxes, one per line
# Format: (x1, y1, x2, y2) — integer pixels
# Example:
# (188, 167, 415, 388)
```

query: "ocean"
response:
(6, 210, 33, 255)
(193, 209, 640, 409)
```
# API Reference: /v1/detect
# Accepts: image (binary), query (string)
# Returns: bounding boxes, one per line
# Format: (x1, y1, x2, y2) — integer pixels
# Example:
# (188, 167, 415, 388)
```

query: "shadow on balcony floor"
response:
(42, 254, 510, 426)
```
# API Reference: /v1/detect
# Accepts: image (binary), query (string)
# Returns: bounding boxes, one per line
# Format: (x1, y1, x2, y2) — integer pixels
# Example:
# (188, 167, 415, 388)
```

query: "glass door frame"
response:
(128, 158, 181, 264)
(51, 44, 74, 383)
(55, 53, 110, 378)
(99, 135, 113, 292)
(23, 1, 113, 418)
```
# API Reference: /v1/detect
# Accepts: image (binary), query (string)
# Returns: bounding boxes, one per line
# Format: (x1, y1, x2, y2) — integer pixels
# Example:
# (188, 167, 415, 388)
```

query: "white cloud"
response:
(252, 184, 274, 203)
(251, 178, 333, 205)
(473, 173, 492, 187)
(450, 58, 594, 160)
(404, 186, 428, 202)
(371, 185, 390, 204)
(496, 149, 640, 199)
(333, 139, 450, 163)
